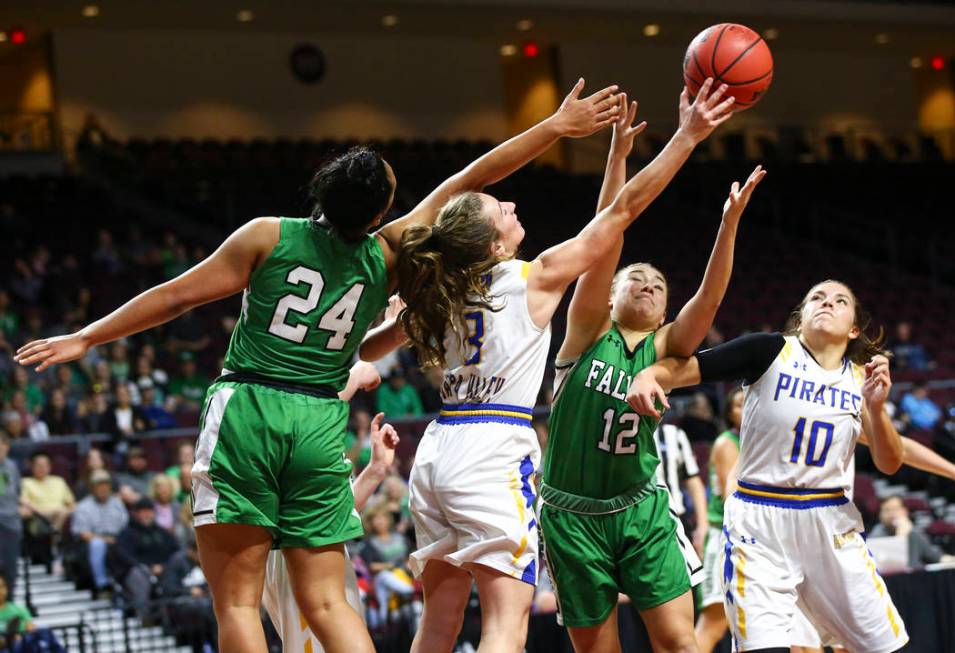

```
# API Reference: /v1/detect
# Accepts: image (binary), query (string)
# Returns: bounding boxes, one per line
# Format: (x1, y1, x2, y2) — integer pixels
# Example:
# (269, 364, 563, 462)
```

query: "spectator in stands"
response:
(0, 290, 18, 343)
(165, 314, 210, 357)
(0, 332, 15, 383)
(138, 379, 176, 429)
(9, 391, 48, 442)
(75, 391, 111, 435)
(134, 355, 168, 399)
(0, 411, 24, 441)
(175, 463, 192, 504)
(167, 353, 210, 413)
(109, 383, 146, 445)
(160, 538, 216, 651)
(89, 360, 114, 398)
(150, 475, 180, 533)
(113, 496, 181, 616)
(41, 389, 77, 436)
(71, 470, 128, 596)
(74, 448, 112, 500)
(379, 475, 412, 535)
(5, 367, 43, 416)
(20, 452, 75, 570)
(376, 369, 423, 418)
(0, 575, 34, 637)
(899, 380, 943, 431)
(52, 364, 86, 406)
(0, 433, 22, 598)
(360, 503, 416, 628)
(92, 229, 122, 275)
(679, 391, 719, 442)
(174, 498, 194, 546)
(869, 496, 955, 568)
(344, 409, 373, 468)
(108, 341, 131, 382)
(652, 422, 707, 554)
(9, 259, 42, 305)
(165, 441, 194, 480)
(116, 447, 155, 505)
(891, 322, 933, 371)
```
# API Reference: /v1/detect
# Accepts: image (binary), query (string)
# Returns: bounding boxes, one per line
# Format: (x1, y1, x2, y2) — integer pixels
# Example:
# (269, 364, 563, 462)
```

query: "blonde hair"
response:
(397, 193, 502, 367)
(149, 474, 176, 503)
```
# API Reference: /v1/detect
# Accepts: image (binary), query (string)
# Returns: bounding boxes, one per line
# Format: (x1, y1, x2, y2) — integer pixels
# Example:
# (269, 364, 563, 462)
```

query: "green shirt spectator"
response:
(168, 354, 210, 407)
(0, 576, 33, 633)
(376, 371, 423, 418)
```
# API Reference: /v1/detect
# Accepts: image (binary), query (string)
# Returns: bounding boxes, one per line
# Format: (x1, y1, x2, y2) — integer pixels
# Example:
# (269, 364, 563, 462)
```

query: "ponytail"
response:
(397, 193, 500, 368)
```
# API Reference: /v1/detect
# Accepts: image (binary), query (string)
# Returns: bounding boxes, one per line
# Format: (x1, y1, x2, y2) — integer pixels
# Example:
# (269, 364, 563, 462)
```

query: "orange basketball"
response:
(683, 23, 773, 110)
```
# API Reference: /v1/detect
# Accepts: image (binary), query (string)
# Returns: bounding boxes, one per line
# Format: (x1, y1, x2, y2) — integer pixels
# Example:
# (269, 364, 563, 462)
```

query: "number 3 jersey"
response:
(736, 334, 865, 492)
(541, 326, 660, 499)
(223, 218, 389, 390)
(438, 258, 551, 409)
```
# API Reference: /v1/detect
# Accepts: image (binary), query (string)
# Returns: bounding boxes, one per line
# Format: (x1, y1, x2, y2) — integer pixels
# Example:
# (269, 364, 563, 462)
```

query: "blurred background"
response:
(0, 1, 954, 651)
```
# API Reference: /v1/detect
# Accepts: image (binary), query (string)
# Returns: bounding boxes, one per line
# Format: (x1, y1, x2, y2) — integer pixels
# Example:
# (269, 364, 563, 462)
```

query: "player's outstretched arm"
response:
(559, 92, 646, 360)
(376, 79, 622, 267)
(859, 431, 955, 481)
(16, 218, 278, 372)
(861, 355, 904, 475)
(527, 79, 735, 329)
(359, 295, 409, 362)
(351, 412, 399, 511)
(656, 165, 766, 358)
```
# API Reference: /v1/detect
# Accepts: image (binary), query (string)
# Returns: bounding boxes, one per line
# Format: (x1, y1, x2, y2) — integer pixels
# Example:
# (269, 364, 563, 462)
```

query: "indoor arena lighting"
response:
(236, 10, 254, 23)
(0, 33, 7, 43)
(643, 24, 660, 37)
(910, 57, 923, 69)
(82, 5, 100, 18)
(522, 41, 539, 57)
(875, 33, 890, 45)
(10, 28, 25, 44)
(763, 28, 779, 40)
(382, 15, 399, 28)
(516, 19, 533, 31)
(500, 44, 518, 57)
(930, 56, 945, 70)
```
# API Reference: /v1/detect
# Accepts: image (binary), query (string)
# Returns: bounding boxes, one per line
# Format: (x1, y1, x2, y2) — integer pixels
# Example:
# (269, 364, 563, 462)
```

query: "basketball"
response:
(683, 23, 773, 110)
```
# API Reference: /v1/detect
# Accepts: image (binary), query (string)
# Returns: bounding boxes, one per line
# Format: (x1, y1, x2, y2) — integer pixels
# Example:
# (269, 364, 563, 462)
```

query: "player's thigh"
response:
(567, 607, 621, 653)
(539, 504, 619, 630)
(638, 591, 697, 652)
(617, 489, 698, 613)
(278, 397, 363, 549)
(469, 562, 535, 630)
(196, 522, 272, 609)
(799, 531, 908, 653)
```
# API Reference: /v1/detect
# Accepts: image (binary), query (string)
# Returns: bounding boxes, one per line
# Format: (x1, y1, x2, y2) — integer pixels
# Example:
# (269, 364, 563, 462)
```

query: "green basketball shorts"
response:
(192, 380, 362, 548)
(540, 483, 703, 628)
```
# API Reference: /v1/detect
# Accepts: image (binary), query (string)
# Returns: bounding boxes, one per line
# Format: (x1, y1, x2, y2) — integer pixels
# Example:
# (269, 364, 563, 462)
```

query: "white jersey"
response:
(738, 335, 864, 492)
(439, 259, 550, 409)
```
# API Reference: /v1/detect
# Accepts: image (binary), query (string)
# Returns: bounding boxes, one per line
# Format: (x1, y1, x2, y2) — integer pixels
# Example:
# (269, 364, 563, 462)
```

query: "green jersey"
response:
(542, 326, 661, 499)
(223, 218, 388, 390)
(705, 430, 740, 525)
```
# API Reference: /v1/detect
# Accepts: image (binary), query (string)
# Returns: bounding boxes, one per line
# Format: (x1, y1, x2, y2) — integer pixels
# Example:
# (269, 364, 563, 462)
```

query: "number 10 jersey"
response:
(738, 335, 865, 492)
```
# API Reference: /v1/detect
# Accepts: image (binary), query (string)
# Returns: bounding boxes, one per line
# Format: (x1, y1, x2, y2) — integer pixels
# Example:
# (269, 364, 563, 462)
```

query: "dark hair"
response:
(397, 193, 501, 368)
(29, 451, 50, 464)
(783, 279, 885, 365)
(309, 146, 393, 240)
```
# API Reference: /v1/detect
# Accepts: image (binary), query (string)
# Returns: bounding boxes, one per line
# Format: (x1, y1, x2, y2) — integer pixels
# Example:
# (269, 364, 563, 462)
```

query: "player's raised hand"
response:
(384, 294, 406, 323)
(626, 373, 670, 420)
(722, 165, 767, 227)
(553, 78, 622, 138)
(370, 412, 400, 470)
(677, 77, 735, 144)
(610, 92, 648, 160)
(352, 361, 382, 393)
(863, 354, 892, 408)
(15, 333, 90, 372)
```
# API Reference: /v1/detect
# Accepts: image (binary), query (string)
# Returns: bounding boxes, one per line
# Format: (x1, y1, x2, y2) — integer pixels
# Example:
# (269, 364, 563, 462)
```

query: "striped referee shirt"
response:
(653, 423, 700, 516)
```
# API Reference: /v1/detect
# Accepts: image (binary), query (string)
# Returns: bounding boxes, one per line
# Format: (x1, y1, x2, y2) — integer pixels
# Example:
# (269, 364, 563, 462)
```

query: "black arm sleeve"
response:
(697, 332, 787, 385)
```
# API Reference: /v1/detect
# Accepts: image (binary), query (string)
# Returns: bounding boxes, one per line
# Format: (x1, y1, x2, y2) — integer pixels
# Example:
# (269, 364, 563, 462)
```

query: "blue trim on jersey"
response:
(734, 488, 847, 509)
(442, 402, 534, 415)
(736, 480, 844, 495)
(521, 558, 537, 585)
(436, 414, 533, 427)
(436, 402, 534, 426)
(519, 455, 536, 508)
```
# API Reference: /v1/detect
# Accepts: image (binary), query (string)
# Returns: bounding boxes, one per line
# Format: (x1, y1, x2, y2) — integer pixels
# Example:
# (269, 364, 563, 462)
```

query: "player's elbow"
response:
(874, 451, 903, 476)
